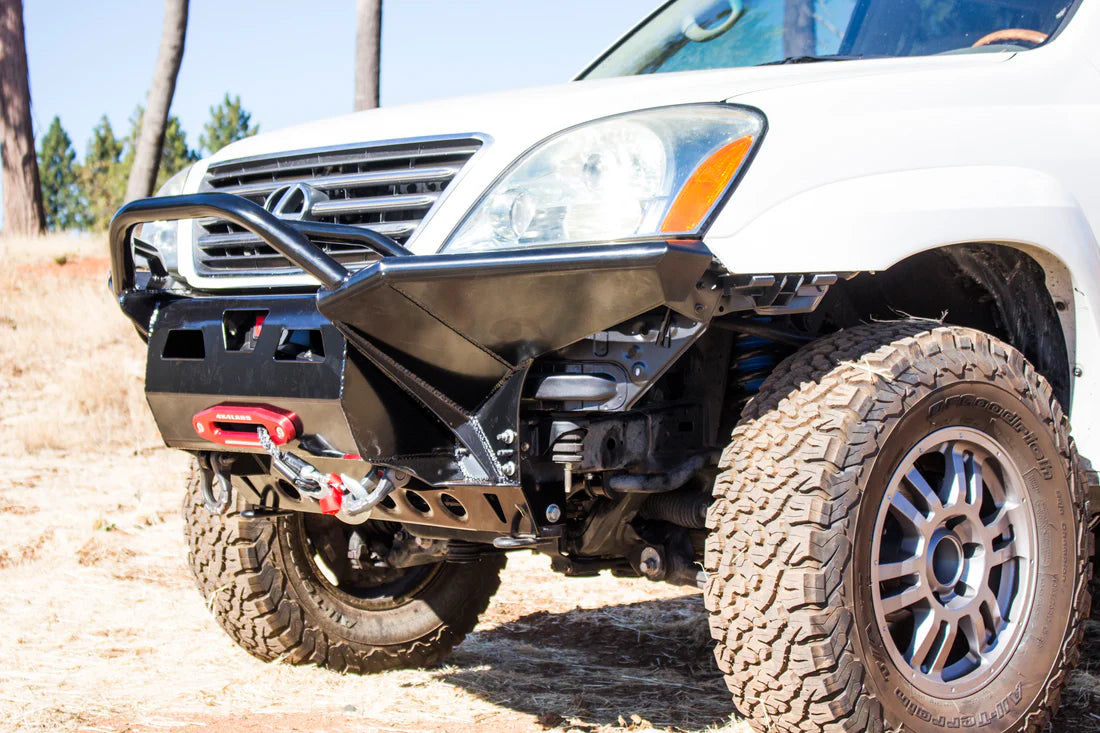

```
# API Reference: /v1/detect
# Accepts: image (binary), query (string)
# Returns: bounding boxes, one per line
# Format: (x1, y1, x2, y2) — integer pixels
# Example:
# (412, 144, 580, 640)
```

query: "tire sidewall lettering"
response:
(850, 380, 1075, 732)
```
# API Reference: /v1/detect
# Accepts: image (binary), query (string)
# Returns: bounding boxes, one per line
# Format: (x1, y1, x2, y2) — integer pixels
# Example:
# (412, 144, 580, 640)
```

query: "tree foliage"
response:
(37, 116, 86, 230)
(45, 95, 250, 231)
(155, 113, 200, 185)
(79, 116, 126, 231)
(75, 108, 198, 231)
(200, 93, 258, 155)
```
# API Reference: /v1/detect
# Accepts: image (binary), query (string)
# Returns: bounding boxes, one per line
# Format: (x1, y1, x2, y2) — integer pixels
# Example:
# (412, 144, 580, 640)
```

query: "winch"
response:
(191, 401, 396, 520)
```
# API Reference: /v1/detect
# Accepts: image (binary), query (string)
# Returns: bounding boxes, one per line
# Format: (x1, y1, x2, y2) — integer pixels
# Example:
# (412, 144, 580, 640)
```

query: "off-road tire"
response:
(183, 467, 505, 672)
(705, 323, 1091, 732)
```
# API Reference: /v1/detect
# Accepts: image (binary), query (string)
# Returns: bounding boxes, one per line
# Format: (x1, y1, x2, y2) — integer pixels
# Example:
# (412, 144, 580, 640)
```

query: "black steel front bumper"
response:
(110, 194, 718, 530)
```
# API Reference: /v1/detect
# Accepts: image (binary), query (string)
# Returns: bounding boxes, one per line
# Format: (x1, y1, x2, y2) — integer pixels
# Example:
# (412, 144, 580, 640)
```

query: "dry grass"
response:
(0, 447, 746, 733)
(0, 234, 159, 457)
(0, 232, 105, 266)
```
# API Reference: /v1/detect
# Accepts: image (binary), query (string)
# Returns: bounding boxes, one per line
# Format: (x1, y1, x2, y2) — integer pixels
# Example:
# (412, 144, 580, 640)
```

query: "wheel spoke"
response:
(980, 458, 1008, 504)
(888, 491, 931, 531)
(880, 582, 926, 615)
(953, 519, 978, 545)
(956, 561, 985, 595)
(928, 618, 959, 675)
(904, 467, 942, 512)
(960, 610, 986, 656)
(966, 456, 984, 510)
(988, 543, 1020, 567)
(877, 555, 922, 582)
(983, 508, 1013, 543)
(980, 590, 1006, 638)
(908, 610, 940, 669)
(940, 443, 968, 508)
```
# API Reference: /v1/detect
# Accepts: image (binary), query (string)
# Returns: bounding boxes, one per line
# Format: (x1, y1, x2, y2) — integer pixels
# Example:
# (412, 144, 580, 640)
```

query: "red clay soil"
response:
(15, 255, 110, 280)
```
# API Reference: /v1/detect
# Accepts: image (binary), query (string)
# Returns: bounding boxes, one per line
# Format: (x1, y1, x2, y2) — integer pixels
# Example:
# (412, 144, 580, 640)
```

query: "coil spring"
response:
(728, 324, 790, 416)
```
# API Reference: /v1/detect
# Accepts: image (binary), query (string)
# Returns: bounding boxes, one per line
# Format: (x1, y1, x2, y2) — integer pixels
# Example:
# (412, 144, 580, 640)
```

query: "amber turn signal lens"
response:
(660, 135, 755, 233)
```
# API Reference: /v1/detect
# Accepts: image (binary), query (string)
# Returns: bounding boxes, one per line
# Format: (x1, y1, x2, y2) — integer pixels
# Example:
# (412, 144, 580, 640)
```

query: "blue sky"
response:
(24, 1, 651, 159)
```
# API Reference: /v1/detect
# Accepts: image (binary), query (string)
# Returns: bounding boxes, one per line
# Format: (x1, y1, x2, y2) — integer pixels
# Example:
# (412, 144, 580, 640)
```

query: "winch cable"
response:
(255, 426, 397, 517)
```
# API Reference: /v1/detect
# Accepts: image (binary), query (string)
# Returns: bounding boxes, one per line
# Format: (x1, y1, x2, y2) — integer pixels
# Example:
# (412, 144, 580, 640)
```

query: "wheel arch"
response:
(813, 242, 1075, 414)
(704, 164, 1100, 459)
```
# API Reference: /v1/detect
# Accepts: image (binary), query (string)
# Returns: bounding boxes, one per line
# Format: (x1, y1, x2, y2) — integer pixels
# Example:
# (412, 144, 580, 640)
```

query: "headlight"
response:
(134, 164, 194, 270)
(442, 105, 763, 253)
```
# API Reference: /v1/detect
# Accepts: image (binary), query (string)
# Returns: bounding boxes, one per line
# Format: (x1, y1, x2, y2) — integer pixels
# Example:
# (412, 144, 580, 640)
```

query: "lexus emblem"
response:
(262, 183, 328, 221)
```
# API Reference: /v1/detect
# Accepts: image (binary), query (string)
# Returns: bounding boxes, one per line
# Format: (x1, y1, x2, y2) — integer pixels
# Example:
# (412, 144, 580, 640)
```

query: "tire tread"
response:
(183, 476, 503, 673)
(705, 323, 1092, 732)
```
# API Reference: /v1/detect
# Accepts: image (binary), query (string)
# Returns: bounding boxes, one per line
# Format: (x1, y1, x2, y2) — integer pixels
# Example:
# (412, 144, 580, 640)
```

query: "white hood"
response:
(212, 51, 1009, 167)
(181, 51, 1011, 285)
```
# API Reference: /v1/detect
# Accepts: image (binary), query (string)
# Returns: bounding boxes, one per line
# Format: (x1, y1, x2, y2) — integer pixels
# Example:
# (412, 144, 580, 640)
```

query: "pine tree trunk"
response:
(783, 0, 816, 58)
(125, 0, 188, 203)
(0, 0, 44, 235)
(354, 0, 382, 111)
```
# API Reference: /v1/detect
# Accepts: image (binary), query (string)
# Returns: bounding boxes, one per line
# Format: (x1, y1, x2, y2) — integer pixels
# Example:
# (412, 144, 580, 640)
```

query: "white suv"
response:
(110, 2, 1096, 730)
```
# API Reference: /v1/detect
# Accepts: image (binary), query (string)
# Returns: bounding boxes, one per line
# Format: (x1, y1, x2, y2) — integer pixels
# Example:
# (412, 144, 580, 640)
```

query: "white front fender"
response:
(704, 165, 1100, 458)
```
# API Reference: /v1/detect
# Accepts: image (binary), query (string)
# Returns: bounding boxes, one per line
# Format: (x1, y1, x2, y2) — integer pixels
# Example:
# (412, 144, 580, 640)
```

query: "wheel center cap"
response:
(930, 533, 964, 588)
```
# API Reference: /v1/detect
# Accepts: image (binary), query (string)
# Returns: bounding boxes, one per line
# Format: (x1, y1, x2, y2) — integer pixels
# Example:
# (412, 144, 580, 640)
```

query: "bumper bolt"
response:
(497, 429, 516, 445)
(501, 461, 516, 477)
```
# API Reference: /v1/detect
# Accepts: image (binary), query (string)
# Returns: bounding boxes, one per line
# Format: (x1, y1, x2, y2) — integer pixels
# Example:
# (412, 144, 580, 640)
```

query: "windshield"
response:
(580, 0, 1076, 78)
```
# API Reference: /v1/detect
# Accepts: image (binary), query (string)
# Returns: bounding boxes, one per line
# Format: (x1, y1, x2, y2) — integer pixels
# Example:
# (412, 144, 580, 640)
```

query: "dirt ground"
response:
(0, 450, 740, 733)
(1, 235, 1099, 732)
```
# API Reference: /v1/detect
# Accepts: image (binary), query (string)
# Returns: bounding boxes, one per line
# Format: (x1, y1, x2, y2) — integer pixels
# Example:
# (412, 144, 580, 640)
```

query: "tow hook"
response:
(198, 453, 234, 515)
(256, 426, 396, 519)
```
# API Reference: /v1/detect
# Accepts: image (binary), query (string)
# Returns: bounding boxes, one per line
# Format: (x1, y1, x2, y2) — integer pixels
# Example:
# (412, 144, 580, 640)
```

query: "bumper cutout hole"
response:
(404, 490, 431, 516)
(274, 329, 326, 363)
(162, 329, 205, 359)
(275, 479, 300, 502)
(484, 493, 507, 524)
(213, 422, 259, 435)
(223, 310, 268, 352)
(439, 493, 467, 519)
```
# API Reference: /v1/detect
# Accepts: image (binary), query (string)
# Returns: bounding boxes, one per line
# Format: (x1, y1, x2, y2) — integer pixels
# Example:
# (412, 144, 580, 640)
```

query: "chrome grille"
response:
(194, 136, 483, 275)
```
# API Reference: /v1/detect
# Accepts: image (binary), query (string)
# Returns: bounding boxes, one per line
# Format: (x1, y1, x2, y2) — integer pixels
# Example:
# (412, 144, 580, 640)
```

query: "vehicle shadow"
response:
(1051, 618, 1100, 730)
(438, 594, 738, 731)
(440, 597, 1100, 731)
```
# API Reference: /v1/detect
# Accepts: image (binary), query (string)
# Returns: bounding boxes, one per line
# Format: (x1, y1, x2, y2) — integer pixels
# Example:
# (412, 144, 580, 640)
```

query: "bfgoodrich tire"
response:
(183, 466, 505, 673)
(705, 324, 1091, 732)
